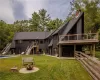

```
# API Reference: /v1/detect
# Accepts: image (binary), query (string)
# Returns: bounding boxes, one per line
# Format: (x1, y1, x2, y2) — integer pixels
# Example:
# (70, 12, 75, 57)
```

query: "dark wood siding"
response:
(15, 40, 31, 54)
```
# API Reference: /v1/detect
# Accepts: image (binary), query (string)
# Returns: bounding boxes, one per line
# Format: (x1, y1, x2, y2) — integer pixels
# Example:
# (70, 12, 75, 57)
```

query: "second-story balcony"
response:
(59, 33, 99, 45)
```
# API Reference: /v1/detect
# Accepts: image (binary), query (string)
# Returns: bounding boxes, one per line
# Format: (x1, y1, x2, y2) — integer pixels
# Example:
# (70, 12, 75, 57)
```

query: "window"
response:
(29, 40, 32, 43)
(19, 40, 23, 43)
(40, 40, 43, 44)
(16, 40, 18, 44)
(16, 40, 23, 44)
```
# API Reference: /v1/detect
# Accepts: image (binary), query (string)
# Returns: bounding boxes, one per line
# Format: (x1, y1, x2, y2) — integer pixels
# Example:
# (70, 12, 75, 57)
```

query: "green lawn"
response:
(96, 51, 100, 59)
(0, 55, 92, 80)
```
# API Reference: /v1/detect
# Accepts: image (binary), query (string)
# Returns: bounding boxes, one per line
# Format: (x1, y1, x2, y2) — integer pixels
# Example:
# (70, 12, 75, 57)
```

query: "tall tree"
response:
(29, 12, 40, 31)
(38, 9, 50, 31)
(14, 20, 29, 32)
(30, 9, 50, 31)
(47, 18, 63, 31)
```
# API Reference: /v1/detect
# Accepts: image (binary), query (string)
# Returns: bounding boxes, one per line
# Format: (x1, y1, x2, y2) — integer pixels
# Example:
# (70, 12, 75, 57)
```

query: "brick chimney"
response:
(75, 9, 81, 18)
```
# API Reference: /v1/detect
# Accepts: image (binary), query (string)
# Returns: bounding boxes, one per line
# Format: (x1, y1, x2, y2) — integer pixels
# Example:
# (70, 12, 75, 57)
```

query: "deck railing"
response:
(59, 33, 98, 42)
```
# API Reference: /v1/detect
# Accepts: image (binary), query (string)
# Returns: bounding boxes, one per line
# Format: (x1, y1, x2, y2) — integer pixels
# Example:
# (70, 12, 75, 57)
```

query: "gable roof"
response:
(52, 12, 84, 36)
(46, 30, 55, 38)
(14, 32, 50, 40)
(61, 12, 84, 35)
(60, 12, 84, 40)
(52, 21, 69, 35)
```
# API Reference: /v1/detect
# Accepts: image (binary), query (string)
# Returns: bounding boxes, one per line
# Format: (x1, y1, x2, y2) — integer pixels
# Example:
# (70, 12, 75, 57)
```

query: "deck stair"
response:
(25, 42, 36, 55)
(75, 51, 100, 80)
(1, 43, 11, 55)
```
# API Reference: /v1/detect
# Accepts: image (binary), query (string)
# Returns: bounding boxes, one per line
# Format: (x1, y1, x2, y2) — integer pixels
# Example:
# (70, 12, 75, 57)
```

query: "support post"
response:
(59, 45, 62, 57)
(33, 47, 34, 54)
(77, 34, 78, 40)
(74, 45, 76, 57)
(92, 44, 95, 57)
(90, 45, 92, 56)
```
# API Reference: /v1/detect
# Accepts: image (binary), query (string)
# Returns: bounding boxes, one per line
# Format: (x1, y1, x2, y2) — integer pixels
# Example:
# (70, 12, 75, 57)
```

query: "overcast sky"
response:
(0, 0, 71, 24)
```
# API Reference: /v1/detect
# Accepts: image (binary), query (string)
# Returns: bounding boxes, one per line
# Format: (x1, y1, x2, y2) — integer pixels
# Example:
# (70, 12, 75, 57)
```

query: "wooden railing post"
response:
(74, 45, 76, 57)
(68, 35, 69, 40)
(77, 34, 78, 40)
(96, 33, 99, 40)
(87, 34, 88, 40)
(59, 45, 62, 57)
(93, 44, 95, 57)
(59, 35, 60, 42)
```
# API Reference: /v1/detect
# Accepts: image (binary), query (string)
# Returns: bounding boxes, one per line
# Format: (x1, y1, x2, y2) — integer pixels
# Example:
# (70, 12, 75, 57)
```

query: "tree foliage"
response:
(30, 9, 51, 31)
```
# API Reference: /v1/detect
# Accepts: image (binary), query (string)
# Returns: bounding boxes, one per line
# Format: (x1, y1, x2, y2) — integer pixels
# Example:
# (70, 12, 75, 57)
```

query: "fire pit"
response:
(19, 66, 39, 74)
(26, 64, 33, 70)
(19, 57, 39, 74)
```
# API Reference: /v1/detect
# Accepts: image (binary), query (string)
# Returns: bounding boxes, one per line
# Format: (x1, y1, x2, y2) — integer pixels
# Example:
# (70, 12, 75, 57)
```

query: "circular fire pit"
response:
(19, 67, 39, 74)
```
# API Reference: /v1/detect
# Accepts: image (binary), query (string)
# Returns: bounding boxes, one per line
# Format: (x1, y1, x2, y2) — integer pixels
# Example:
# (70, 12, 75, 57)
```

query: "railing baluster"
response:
(96, 33, 98, 40)
(77, 34, 78, 40)
(68, 35, 69, 40)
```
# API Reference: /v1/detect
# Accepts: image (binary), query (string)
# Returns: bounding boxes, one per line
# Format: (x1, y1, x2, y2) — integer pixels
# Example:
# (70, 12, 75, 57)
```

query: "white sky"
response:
(0, 0, 71, 23)
(0, 0, 15, 23)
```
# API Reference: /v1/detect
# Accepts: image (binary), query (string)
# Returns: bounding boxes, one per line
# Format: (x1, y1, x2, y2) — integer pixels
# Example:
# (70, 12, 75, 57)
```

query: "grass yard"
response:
(96, 51, 100, 59)
(0, 55, 92, 80)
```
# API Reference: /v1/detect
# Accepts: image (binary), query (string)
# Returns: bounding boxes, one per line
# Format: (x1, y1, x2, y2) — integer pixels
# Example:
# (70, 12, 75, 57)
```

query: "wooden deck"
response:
(59, 33, 99, 45)
(59, 39, 99, 45)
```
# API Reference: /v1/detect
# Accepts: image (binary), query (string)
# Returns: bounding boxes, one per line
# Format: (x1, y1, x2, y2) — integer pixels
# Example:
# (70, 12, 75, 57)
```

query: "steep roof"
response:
(46, 30, 55, 38)
(60, 12, 84, 40)
(46, 21, 69, 38)
(61, 12, 84, 35)
(52, 12, 84, 36)
(14, 32, 50, 40)
(52, 21, 69, 35)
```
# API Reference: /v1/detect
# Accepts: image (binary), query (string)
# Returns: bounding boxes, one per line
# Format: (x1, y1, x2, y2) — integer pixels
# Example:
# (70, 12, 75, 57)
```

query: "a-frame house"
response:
(47, 11, 98, 57)
(11, 11, 98, 57)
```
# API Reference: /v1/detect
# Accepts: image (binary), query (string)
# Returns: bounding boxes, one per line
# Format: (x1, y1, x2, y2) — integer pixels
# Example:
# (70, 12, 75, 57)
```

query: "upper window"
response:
(40, 40, 43, 44)
(19, 40, 23, 43)
(16, 40, 23, 44)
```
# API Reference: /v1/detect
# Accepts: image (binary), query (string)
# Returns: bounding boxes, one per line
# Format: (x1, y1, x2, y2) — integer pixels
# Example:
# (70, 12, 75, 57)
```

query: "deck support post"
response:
(90, 45, 92, 56)
(74, 45, 76, 57)
(32, 47, 34, 54)
(92, 44, 95, 57)
(59, 45, 62, 57)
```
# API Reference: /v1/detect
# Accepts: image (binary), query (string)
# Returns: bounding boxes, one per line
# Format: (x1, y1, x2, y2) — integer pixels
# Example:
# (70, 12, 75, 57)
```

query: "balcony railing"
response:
(59, 33, 99, 42)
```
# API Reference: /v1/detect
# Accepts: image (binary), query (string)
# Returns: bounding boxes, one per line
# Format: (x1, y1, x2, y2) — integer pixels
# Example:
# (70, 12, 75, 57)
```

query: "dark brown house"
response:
(11, 11, 99, 57)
